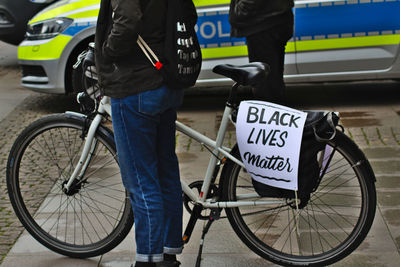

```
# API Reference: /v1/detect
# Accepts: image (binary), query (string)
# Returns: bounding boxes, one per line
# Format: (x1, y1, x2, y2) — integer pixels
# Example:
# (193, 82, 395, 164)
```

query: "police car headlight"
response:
(26, 17, 73, 40)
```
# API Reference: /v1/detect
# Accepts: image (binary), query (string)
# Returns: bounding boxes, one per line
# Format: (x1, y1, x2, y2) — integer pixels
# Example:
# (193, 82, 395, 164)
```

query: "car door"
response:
(293, 0, 400, 82)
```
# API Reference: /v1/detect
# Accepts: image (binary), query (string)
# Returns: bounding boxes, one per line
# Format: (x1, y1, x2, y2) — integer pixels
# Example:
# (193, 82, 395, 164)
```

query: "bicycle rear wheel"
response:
(221, 131, 376, 266)
(6, 113, 133, 258)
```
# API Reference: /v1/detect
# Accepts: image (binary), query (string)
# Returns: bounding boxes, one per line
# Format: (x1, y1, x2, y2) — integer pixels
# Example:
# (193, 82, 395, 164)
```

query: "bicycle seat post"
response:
(227, 82, 239, 108)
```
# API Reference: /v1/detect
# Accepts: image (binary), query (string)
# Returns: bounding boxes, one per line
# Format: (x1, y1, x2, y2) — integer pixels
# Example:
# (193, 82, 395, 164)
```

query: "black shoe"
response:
(156, 260, 181, 267)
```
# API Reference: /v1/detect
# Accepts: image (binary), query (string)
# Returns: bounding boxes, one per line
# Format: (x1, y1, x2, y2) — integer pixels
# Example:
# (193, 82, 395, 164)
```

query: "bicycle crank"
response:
(183, 180, 218, 220)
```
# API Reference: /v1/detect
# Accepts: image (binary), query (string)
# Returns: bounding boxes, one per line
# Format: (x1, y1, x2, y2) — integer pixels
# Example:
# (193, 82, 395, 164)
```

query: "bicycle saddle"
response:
(212, 62, 270, 87)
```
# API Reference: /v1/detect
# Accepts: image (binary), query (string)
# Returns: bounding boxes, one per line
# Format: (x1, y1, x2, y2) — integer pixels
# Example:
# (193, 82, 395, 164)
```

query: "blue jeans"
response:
(111, 86, 184, 263)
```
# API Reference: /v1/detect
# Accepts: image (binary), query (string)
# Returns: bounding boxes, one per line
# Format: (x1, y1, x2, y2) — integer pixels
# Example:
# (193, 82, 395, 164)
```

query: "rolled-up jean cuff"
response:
(164, 246, 183, 254)
(136, 253, 164, 263)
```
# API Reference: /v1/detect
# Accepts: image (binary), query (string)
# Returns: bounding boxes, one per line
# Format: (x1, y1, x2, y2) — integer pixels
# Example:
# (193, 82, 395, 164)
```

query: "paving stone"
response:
(347, 126, 400, 149)
(382, 209, 400, 227)
(0, 93, 79, 264)
(1, 254, 99, 267)
(1, 90, 400, 266)
(376, 175, 400, 189)
(370, 160, 400, 175)
(377, 191, 400, 207)
(363, 147, 400, 159)
(332, 252, 400, 267)
(395, 236, 400, 252)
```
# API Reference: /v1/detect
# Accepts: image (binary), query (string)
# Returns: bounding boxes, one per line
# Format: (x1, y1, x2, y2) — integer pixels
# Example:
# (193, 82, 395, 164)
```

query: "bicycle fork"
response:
(62, 112, 102, 194)
(63, 97, 111, 194)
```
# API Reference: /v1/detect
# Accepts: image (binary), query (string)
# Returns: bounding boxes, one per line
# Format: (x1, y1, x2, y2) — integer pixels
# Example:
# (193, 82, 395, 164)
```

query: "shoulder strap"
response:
(137, 36, 163, 70)
(136, 0, 164, 70)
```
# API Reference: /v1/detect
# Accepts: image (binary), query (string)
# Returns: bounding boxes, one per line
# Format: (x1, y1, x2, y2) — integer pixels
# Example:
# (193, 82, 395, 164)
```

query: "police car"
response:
(18, 0, 400, 94)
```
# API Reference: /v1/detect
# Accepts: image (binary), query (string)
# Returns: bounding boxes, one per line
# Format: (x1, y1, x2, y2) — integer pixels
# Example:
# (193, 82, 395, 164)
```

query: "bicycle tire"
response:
(6, 113, 134, 258)
(221, 131, 376, 266)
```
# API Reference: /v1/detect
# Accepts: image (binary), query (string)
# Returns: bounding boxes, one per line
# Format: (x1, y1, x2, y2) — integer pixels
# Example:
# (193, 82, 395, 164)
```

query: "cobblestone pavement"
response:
(0, 93, 79, 264)
(0, 87, 400, 266)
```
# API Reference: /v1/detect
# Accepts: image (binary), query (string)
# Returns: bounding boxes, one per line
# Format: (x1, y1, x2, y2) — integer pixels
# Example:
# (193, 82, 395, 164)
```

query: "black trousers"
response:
(246, 12, 294, 104)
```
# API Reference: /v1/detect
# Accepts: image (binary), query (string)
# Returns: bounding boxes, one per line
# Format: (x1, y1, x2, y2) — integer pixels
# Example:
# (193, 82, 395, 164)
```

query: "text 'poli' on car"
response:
(18, 0, 400, 94)
(0, 0, 57, 45)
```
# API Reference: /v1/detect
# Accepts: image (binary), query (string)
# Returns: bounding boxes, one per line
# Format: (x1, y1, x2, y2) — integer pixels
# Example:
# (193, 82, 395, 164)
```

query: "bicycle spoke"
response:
(82, 187, 126, 203)
(259, 204, 288, 244)
(78, 156, 120, 185)
(79, 191, 111, 236)
(223, 133, 375, 265)
(86, 182, 125, 194)
(81, 170, 121, 188)
(8, 116, 132, 255)
(81, 189, 117, 230)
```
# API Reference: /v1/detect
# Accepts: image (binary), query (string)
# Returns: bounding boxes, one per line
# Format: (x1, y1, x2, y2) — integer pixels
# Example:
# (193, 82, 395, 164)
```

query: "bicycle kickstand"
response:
(195, 209, 220, 267)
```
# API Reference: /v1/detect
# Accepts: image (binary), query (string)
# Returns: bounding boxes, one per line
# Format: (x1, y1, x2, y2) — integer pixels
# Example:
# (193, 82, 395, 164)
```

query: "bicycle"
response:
(6, 45, 377, 266)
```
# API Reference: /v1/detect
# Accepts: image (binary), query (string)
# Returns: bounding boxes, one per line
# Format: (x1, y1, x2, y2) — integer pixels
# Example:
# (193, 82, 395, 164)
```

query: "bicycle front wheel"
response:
(6, 113, 133, 258)
(221, 131, 376, 266)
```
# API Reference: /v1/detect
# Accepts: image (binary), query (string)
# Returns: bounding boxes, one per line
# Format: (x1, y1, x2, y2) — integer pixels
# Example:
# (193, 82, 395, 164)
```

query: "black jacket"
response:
(95, 0, 167, 98)
(229, 0, 294, 37)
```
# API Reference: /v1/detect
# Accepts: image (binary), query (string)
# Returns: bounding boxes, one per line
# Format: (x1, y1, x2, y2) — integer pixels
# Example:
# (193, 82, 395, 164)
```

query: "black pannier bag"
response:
(251, 111, 340, 204)
(137, 0, 202, 89)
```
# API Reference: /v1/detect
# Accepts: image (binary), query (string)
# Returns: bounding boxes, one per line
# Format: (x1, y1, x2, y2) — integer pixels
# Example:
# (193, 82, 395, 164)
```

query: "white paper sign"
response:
(236, 101, 307, 191)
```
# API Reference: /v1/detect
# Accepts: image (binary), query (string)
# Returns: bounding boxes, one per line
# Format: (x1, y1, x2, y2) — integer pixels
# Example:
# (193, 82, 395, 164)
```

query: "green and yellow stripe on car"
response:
(30, 0, 100, 23)
(19, 35, 72, 60)
(19, 0, 400, 61)
(293, 0, 400, 52)
(197, 0, 400, 59)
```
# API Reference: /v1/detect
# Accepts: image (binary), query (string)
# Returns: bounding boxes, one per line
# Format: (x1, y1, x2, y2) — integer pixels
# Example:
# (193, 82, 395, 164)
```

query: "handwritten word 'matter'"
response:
(243, 152, 293, 172)
(246, 106, 301, 128)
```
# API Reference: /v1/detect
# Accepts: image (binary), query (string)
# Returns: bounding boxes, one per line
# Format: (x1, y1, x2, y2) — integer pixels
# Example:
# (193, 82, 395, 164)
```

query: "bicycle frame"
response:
(63, 95, 286, 209)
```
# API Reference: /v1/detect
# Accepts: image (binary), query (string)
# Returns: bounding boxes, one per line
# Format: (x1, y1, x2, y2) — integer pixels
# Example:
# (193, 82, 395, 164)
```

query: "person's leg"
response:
(111, 94, 164, 264)
(156, 108, 183, 256)
(247, 29, 286, 103)
(246, 13, 294, 104)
